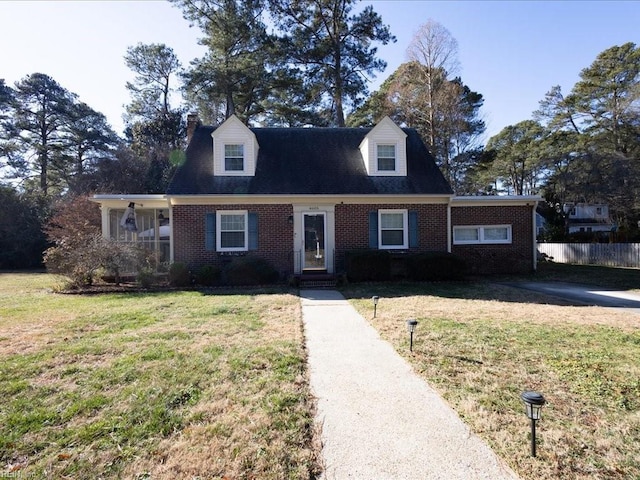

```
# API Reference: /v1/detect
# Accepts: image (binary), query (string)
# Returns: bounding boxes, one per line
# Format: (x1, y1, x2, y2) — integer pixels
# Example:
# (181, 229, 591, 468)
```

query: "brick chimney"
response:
(186, 113, 201, 144)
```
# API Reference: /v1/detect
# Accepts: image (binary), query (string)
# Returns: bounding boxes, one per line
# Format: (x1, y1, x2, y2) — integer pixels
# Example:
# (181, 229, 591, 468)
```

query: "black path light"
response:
(521, 391, 546, 457)
(406, 319, 418, 352)
(372, 296, 379, 318)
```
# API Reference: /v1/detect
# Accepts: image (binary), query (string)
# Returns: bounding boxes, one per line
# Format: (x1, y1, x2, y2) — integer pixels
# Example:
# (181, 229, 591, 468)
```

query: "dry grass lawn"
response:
(2, 264, 639, 480)
(0, 273, 319, 479)
(343, 277, 640, 480)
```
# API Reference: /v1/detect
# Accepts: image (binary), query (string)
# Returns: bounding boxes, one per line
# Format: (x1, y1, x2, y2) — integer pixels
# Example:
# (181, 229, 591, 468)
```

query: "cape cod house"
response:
(92, 115, 541, 279)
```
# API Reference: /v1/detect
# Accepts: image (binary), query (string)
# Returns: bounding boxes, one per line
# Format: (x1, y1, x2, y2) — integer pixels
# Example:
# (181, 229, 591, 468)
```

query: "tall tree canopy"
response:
(347, 20, 484, 188)
(2, 73, 118, 198)
(485, 120, 547, 195)
(171, 0, 273, 125)
(123, 43, 185, 192)
(534, 42, 640, 223)
(406, 19, 459, 150)
(269, 0, 395, 126)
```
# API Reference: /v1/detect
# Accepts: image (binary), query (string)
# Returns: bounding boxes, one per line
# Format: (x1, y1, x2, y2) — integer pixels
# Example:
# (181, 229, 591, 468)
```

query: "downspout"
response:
(447, 198, 452, 253)
(101, 206, 110, 239)
(532, 200, 539, 271)
(168, 201, 174, 264)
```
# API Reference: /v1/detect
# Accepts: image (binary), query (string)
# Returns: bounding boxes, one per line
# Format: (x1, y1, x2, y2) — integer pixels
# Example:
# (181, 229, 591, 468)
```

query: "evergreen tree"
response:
(535, 43, 640, 224)
(485, 120, 547, 195)
(269, 0, 395, 126)
(172, 0, 272, 124)
(9, 73, 77, 197)
(123, 43, 185, 192)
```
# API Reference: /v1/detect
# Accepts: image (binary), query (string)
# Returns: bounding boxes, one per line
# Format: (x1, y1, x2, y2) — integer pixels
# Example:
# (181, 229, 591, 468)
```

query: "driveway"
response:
(506, 281, 640, 313)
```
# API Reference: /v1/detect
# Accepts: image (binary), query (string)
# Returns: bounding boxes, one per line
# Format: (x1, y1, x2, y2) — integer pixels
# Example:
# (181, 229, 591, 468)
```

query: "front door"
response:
(303, 213, 326, 271)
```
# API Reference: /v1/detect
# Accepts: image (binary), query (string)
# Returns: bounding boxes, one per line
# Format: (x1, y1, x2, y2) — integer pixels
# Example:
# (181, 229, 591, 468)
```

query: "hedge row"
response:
(345, 250, 467, 282)
(169, 256, 279, 287)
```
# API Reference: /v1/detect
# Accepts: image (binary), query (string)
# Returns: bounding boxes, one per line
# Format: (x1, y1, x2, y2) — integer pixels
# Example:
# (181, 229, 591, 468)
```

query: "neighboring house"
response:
(92, 115, 541, 277)
(563, 203, 614, 234)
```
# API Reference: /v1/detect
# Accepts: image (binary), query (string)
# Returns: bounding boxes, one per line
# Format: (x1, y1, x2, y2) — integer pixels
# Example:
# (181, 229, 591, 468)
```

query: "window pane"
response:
(484, 227, 508, 241)
(225, 157, 243, 170)
(220, 214, 245, 230)
(377, 145, 395, 157)
(378, 157, 395, 171)
(455, 228, 479, 241)
(221, 231, 245, 248)
(225, 144, 244, 171)
(381, 230, 404, 246)
(377, 144, 396, 171)
(380, 213, 403, 229)
(225, 144, 243, 157)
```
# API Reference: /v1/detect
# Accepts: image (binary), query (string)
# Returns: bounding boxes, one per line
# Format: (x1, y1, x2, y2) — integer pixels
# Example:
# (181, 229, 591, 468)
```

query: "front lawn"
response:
(0, 273, 319, 479)
(343, 279, 640, 480)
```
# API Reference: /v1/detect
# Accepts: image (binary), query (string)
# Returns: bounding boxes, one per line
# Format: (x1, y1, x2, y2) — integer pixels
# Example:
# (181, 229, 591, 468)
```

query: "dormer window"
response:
(377, 144, 396, 171)
(225, 144, 244, 171)
(359, 116, 407, 176)
(212, 115, 259, 176)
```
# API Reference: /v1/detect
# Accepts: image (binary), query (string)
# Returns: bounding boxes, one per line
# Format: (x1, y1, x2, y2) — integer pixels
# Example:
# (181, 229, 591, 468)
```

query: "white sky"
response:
(1, 0, 639, 142)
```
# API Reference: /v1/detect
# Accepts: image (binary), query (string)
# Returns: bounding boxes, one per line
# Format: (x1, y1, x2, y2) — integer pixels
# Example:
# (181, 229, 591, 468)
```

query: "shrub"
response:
(169, 262, 191, 287)
(345, 250, 391, 282)
(406, 252, 467, 281)
(195, 265, 221, 286)
(137, 267, 156, 288)
(44, 234, 143, 287)
(224, 256, 279, 286)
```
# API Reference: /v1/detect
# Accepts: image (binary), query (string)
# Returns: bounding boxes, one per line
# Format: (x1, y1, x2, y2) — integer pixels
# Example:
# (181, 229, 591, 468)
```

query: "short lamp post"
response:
(372, 296, 379, 318)
(521, 391, 546, 457)
(406, 319, 418, 352)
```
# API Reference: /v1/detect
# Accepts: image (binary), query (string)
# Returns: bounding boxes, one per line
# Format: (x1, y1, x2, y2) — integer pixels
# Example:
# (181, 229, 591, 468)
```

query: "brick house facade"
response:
(92, 115, 540, 277)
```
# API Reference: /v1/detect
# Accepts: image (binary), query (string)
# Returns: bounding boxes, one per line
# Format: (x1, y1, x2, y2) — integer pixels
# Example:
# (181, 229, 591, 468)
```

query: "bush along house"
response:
(92, 114, 541, 284)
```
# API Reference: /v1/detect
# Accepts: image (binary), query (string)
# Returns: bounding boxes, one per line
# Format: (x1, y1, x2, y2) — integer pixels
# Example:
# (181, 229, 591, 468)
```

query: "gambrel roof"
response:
(167, 123, 453, 196)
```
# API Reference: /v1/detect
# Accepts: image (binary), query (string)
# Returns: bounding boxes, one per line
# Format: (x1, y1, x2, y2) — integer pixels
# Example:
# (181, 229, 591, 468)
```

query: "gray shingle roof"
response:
(166, 125, 453, 196)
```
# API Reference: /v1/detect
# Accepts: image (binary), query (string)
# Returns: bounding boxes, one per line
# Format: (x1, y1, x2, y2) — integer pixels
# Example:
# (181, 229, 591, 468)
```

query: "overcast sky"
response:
(1, 0, 638, 142)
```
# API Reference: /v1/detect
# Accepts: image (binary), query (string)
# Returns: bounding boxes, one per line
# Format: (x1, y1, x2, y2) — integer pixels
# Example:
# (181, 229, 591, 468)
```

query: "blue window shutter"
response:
(248, 212, 258, 250)
(205, 213, 216, 251)
(369, 211, 378, 248)
(409, 211, 418, 248)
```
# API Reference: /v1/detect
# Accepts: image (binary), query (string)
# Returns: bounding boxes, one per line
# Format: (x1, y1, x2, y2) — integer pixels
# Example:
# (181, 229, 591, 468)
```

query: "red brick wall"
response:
(172, 204, 293, 275)
(172, 202, 534, 277)
(334, 203, 449, 269)
(451, 205, 534, 274)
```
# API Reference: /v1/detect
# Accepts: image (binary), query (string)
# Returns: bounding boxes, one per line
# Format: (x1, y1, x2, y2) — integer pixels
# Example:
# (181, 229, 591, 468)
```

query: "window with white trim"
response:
(453, 225, 512, 245)
(377, 144, 396, 171)
(224, 144, 244, 171)
(217, 210, 248, 251)
(379, 209, 408, 249)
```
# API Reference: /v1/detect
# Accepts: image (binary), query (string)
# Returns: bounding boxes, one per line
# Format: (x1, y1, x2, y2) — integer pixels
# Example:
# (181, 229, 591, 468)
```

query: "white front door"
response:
(302, 212, 327, 271)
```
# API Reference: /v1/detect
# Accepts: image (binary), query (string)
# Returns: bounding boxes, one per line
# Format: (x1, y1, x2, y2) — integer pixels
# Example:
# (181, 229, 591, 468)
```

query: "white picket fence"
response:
(537, 243, 640, 268)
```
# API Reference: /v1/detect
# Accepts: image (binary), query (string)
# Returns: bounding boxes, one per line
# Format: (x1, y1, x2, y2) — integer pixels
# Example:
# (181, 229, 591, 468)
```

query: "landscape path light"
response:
(406, 319, 418, 352)
(372, 296, 379, 318)
(521, 391, 546, 457)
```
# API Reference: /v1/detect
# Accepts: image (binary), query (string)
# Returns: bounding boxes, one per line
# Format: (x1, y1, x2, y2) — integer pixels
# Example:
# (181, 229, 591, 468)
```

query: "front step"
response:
(298, 273, 337, 289)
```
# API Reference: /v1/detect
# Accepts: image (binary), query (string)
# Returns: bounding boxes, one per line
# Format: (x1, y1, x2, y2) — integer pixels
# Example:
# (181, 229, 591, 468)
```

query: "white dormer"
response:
(212, 114, 259, 176)
(359, 116, 408, 176)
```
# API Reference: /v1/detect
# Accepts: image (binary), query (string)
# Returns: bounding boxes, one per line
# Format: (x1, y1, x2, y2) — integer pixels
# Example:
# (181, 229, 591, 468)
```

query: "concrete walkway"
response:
(300, 289, 519, 480)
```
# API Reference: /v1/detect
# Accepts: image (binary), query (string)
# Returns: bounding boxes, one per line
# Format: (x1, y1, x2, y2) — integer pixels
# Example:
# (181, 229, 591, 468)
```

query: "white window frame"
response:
(378, 209, 408, 249)
(224, 143, 245, 172)
(376, 143, 397, 172)
(453, 225, 512, 245)
(216, 210, 248, 252)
